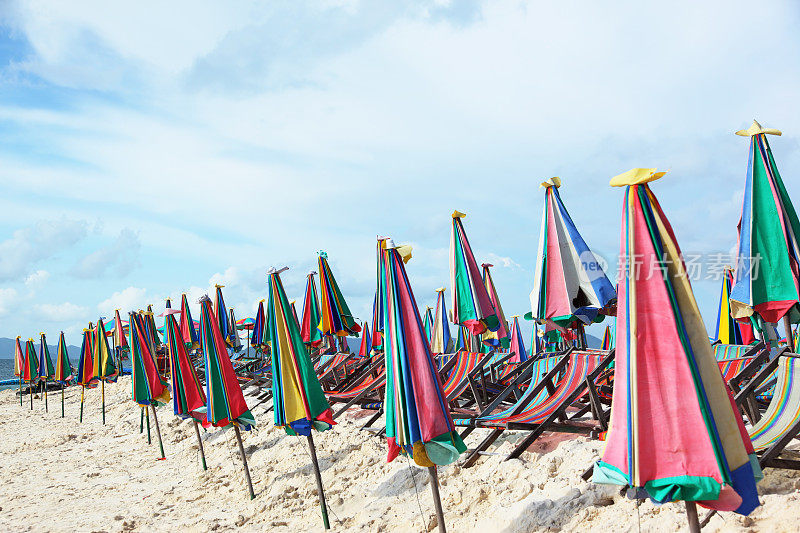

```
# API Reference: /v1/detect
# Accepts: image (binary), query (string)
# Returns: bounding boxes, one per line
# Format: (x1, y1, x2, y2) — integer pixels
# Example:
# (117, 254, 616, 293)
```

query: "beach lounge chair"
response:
(460, 349, 614, 467)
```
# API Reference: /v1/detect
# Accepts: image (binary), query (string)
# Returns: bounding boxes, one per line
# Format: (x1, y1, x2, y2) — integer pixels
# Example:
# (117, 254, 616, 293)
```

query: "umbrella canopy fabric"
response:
(381, 239, 466, 466)
(180, 293, 200, 347)
(76, 330, 96, 386)
(716, 267, 755, 344)
(129, 313, 171, 407)
(38, 333, 55, 381)
(267, 267, 335, 436)
(594, 169, 760, 515)
(228, 308, 243, 352)
(530, 178, 616, 330)
(144, 305, 162, 347)
(301, 272, 324, 347)
(430, 288, 452, 355)
(93, 320, 118, 383)
(13, 336, 24, 377)
(251, 300, 266, 348)
(730, 121, 800, 325)
(449, 211, 499, 336)
(508, 316, 528, 363)
(317, 252, 361, 337)
(213, 285, 233, 346)
(423, 307, 434, 343)
(481, 263, 510, 348)
(54, 331, 73, 383)
(199, 295, 255, 429)
(236, 317, 256, 330)
(359, 322, 372, 357)
(22, 339, 38, 383)
(165, 312, 207, 421)
(372, 238, 389, 352)
(601, 325, 614, 351)
(113, 309, 129, 349)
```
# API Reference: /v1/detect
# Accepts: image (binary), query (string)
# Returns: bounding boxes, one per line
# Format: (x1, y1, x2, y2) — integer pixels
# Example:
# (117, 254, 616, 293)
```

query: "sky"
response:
(0, 0, 799, 346)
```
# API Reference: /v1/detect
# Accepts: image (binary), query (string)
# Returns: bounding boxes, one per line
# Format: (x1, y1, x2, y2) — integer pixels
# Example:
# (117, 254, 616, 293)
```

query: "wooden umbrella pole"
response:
(79, 385, 84, 422)
(61, 383, 65, 418)
(428, 466, 447, 533)
(146, 407, 152, 444)
(44, 382, 48, 413)
(685, 501, 700, 533)
(150, 404, 165, 459)
(193, 420, 207, 470)
(232, 423, 255, 500)
(18, 378, 22, 406)
(140, 406, 144, 433)
(101, 380, 106, 425)
(784, 317, 793, 351)
(29, 383, 33, 410)
(306, 433, 331, 529)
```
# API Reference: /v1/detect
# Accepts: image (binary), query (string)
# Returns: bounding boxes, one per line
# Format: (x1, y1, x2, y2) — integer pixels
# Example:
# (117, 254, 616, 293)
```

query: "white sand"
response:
(2, 378, 799, 532)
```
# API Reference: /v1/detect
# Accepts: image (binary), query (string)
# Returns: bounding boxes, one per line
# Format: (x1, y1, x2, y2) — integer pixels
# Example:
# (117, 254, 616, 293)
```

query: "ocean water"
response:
(0, 358, 17, 391)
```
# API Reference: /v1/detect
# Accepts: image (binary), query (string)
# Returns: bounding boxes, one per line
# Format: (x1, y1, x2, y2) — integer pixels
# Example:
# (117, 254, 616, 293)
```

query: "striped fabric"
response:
(749, 356, 800, 452)
(326, 370, 386, 399)
(442, 351, 484, 398)
(717, 357, 753, 383)
(496, 352, 604, 425)
(714, 343, 753, 361)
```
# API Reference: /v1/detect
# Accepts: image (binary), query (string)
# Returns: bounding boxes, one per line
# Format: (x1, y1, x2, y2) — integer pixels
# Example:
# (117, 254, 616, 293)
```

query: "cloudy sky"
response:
(0, 0, 798, 345)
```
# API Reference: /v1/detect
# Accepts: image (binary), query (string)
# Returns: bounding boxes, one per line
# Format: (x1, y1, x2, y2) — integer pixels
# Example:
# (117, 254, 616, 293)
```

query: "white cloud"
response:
(24, 269, 50, 286)
(483, 253, 521, 270)
(0, 288, 19, 317)
(0, 218, 88, 281)
(35, 302, 89, 322)
(71, 228, 141, 279)
(97, 286, 152, 315)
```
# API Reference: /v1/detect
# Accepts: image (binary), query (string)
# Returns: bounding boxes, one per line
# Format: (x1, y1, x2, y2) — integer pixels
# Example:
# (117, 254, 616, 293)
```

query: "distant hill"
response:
(0, 337, 81, 361)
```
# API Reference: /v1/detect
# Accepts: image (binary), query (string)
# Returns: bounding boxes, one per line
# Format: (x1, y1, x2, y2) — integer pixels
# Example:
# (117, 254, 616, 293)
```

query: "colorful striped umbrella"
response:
(76, 329, 95, 422)
(730, 121, 800, 339)
(267, 266, 335, 527)
(317, 251, 361, 337)
(449, 211, 499, 335)
(93, 319, 118, 424)
(481, 263, 510, 348)
(430, 288, 452, 355)
(180, 293, 200, 347)
(130, 312, 171, 458)
(165, 310, 209, 469)
(213, 285, 233, 346)
(13, 337, 23, 405)
(228, 308, 243, 352)
(236, 317, 256, 330)
(38, 332, 55, 412)
(600, 325, 614, 351)
(54, 331, 73, 417)
(529, 177, 616, 345)
(594, 169, 761, 526)
(381, 238, 466, 533)
(715, 267, 755, 345)
(371, 238, 389, 352)
(144, 305, 162, 347)
(301, 272, 324, 347)
(359, 321, 372, 357)
(423, 306, 434, 343)
(23, 339, 38, 410)
(199, 293, 257, 497)
(112, 309, 129, 349)
(508, 316, 528, 363)
(251, 300, 266, 350)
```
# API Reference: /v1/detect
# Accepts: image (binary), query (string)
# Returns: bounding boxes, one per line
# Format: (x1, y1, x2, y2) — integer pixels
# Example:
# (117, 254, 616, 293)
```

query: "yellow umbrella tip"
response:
(610, 168, 667, 187)
(435, 287, 446, 293)
(735, 119, 781, 137)
(540, 177, 561, 189)
(452, 210, 466, 218)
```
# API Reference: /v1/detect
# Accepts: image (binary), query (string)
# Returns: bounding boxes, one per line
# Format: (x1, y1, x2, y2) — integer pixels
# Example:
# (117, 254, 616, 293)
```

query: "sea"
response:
(0, 358, 17, 391)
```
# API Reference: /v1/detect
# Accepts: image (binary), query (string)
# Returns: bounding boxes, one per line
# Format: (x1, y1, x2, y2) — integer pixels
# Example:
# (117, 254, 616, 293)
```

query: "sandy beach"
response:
(1, 378, 798, 533)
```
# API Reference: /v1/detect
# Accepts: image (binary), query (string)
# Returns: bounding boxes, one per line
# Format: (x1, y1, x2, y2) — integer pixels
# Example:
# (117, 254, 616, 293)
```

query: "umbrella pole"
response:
(146, 407, 152, 444)
(101, 380, 106, 425)
(18, 378, 22, 406)
(61, 383, 65, 418)
(784, 317, 793, 350)
(193, 419, 207, 470)
(685, 501, 700, 533)
(140, 406, 144, 433)
(44, 382, 48, 412)
(306, 433, 330, 529)
(150, 404, 165, 459)
(30, 382, 33, 410)
(79, 385, 84, 422)
(427, 466, 447, 533)
(233, 422, 255, 500)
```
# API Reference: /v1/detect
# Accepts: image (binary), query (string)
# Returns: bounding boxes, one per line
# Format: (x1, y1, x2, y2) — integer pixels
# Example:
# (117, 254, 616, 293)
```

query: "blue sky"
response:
(0, 0, 799, 345)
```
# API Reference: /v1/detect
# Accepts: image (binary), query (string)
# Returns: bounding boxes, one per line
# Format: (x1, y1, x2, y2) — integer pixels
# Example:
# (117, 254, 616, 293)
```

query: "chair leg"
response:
(462, 428, 503, 468)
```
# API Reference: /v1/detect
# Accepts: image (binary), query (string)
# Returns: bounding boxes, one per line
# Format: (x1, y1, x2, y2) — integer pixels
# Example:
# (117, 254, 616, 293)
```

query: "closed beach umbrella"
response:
(430, 288, 452, 355)
(213, 285, 233, 346)
(715, 267, 755, 344)
(93, 319, 118, 424)
(593, 169, 761, 528)
(228, 308, 243, 352)
(530, 178, 616, 348)
(54, 331, 73, 417)
(381, 238, 466, 533)
(423, 306, 434, 343)
(38, 333, 56, 412)
(371, 238, 389, 352)
(481, 263, 510, 348)
(301, 272, 324, 347)
(130, 312, 171, 459)
(180, 293, 199, 347)
(251, 299, 266, 351)
(508, 316, 527, 363)
(317, 251, 361, 337)
(76, 329, 95, 422)
(14, 337, 24, 405)
(358, 321, 372, 357)
(266, 266, 335, 527)
(144, 305, 162, 348)
(600, 325, 614, 351)
(449, 211, 498, 336)
(23, 338, 38, 410)
(165, 310, 209, 469)
(730, 121, 800, 340)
